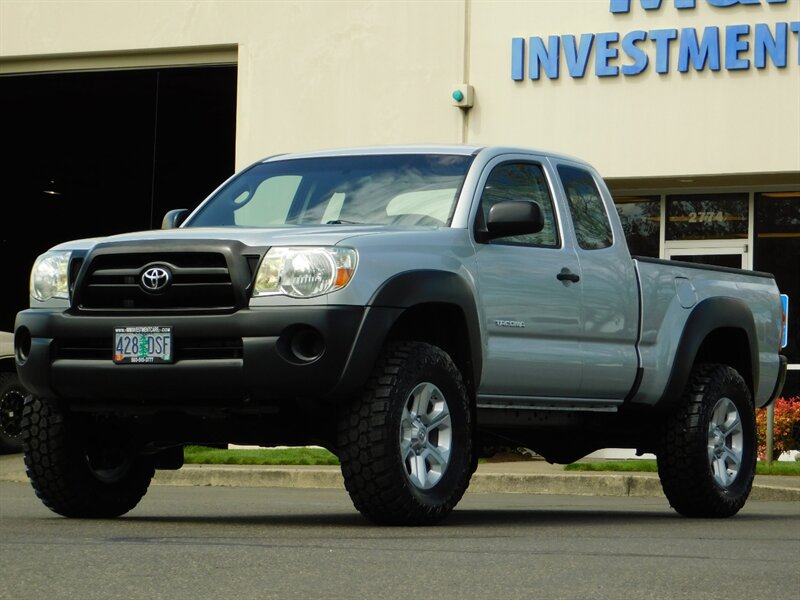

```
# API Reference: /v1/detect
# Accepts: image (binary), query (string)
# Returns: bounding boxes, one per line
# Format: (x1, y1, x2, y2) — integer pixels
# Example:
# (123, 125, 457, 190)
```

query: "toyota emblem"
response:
(140, 266, 172, 292)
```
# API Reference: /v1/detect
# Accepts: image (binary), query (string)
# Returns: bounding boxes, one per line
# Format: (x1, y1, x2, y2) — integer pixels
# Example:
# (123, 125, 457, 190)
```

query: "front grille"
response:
(77, 252, 236, 311)
(55, 337, 244, 361)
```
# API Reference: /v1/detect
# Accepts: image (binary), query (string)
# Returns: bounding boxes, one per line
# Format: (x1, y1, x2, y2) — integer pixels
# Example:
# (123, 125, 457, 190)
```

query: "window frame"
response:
(472, 159, 563, 249)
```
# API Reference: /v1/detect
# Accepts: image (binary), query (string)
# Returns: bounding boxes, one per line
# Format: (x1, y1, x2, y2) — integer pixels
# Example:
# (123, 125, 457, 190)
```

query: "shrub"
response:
(756, 396, 800, 460)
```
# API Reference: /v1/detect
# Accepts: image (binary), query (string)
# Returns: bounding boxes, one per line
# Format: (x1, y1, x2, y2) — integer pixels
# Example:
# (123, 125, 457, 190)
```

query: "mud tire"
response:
(338, 342, 473, 526)
(22, 395, 154, 518)
(658, 363, 756, 518)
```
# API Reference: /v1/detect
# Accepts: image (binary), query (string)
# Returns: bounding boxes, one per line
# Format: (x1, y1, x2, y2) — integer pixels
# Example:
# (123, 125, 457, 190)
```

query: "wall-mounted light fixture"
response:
(451, 84, 474, 109)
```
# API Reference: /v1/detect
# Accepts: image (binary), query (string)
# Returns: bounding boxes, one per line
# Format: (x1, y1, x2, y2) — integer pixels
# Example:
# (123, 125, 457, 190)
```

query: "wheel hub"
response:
(706, 396, 744, 488)
(0, 388, 25, 439)
(711, 427, 726, 457)
(410, 419, 428, 453)
(399, 381, 453, 490)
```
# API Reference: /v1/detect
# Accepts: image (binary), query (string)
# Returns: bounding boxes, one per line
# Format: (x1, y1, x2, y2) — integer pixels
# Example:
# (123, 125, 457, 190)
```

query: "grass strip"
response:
(184, 445, 339, 466)
(564, 459, 800, 476)
(183, 446, 799, 475)
(565, 460, 658, 473)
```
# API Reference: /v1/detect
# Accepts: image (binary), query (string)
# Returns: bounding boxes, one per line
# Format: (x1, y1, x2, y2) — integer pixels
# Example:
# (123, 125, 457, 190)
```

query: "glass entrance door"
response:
(663, 193, 751, 269)
(665, 245, 747, 269)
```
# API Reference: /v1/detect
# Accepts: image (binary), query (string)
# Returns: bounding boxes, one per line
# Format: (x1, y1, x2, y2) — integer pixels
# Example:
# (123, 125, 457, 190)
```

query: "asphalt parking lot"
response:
(2, 481, 798, 600)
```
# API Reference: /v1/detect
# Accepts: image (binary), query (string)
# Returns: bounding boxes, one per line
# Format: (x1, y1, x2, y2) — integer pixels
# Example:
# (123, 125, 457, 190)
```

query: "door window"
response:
(475, 162, 559, 247)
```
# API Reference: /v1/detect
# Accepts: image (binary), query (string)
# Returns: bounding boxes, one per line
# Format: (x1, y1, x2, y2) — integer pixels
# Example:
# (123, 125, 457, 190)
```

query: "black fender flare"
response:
(332, 270, 483, 399)
(656, 296, 758, 410)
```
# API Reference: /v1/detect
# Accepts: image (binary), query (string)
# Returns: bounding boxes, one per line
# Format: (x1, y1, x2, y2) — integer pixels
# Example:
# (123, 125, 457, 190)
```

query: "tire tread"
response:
(22, 396, 154, 518)
(657, 363, 756, 518)
(337, 341, 472, 526)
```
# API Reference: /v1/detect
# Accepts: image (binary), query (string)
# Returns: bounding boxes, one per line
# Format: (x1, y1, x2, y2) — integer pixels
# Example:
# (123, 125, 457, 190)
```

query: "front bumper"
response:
(14, 305, 398, 408)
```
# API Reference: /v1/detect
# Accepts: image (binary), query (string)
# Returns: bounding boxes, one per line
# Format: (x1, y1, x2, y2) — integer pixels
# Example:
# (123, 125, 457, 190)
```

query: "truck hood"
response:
(49, 224, 437, 252)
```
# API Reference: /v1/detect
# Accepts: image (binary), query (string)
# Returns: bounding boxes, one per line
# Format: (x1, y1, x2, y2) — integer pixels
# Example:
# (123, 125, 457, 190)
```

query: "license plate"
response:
(114, 326, 173, 364)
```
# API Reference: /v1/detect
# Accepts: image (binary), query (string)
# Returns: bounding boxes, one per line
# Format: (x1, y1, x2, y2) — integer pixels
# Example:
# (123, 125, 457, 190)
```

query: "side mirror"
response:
(161, 209, 190, 230)
(485, 201, 544, 240)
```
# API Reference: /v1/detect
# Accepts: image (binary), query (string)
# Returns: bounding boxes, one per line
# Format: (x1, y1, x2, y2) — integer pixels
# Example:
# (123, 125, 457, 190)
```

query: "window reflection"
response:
(477, 162, 559, 247)
(666, 194, 748, 241)
(614, 195, 660, 257)
(755, 192, 799, 395)
(558, 165, 613, 250)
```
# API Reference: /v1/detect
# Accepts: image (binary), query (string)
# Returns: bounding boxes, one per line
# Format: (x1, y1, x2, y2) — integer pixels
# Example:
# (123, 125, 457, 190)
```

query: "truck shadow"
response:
(122, 507, 792, 529)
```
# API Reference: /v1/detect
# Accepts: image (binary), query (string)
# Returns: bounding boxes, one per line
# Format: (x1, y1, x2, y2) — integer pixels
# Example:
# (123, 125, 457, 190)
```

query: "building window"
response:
(755, 191, 799, 395)
(614, 195, 660, 257)
(666, 193, 748, 241)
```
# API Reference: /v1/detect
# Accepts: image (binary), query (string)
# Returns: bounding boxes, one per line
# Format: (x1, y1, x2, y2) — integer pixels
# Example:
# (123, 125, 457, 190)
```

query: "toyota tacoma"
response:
(14, 145, 788, 524)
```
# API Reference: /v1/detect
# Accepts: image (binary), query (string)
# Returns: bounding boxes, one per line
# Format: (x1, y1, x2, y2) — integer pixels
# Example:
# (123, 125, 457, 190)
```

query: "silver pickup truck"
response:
(14, 145, 787, 525)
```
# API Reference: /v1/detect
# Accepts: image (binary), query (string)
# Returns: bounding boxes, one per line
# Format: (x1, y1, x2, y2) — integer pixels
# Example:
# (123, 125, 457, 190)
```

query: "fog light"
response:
(14, 327, 31, 364)
(277, 326, 325, 364)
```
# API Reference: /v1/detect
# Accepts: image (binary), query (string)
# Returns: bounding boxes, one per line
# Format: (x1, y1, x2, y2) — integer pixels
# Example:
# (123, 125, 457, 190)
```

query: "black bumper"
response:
(766, 354, 789, 407)
(14, 305, 400, 408)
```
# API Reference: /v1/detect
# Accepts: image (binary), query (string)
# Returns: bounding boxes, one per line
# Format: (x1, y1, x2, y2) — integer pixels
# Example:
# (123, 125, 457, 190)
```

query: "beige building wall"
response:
(0, 0, 466, 170)
(1, 0, 798, 179)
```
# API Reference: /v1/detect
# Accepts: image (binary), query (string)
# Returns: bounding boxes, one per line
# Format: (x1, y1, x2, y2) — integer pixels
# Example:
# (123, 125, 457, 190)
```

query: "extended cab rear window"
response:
(558, 165, 613, 250)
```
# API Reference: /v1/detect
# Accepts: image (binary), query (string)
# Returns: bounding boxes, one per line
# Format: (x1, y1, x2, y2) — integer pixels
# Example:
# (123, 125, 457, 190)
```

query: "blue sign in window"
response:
(781, 294, 789, 349)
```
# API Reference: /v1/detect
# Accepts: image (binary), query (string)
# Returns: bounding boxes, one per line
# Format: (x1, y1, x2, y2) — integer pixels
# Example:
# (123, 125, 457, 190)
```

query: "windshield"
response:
(185, 154, 474, 228)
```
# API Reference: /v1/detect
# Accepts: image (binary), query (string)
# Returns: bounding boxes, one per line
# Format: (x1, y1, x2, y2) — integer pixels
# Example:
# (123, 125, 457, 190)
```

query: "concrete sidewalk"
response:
(2, 454, 798, 502)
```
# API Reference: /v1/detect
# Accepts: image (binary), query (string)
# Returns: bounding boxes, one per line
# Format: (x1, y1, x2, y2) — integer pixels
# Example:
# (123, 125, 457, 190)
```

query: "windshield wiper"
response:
(326, 219, 364, 225)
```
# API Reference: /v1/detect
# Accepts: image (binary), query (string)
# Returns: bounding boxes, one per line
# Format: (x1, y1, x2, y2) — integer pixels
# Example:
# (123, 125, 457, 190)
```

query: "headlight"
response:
(31, 251, 71, 301)
(254, 247, 357, 298)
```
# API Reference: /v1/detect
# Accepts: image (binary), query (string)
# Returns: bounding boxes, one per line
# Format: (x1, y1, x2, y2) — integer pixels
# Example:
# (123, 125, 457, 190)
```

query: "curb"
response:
(466, 472, 665, 497)
(155, 468, 663, 497)
(3, 460, 799, 502)
(154, 465, 345, 490)
(149, 465, 800, 502)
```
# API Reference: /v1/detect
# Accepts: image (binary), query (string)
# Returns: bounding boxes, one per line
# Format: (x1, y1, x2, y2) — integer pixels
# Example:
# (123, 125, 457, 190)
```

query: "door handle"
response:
(557, 268, 580, 283)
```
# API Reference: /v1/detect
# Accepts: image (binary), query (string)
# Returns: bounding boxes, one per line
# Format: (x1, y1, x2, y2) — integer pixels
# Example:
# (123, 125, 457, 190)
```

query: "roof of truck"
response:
(258, 144, 591, 166)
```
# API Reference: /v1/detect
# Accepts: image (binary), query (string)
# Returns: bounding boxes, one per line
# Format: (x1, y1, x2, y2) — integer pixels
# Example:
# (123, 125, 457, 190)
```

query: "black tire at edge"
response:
(21, 395, 155, 518)
(657, 363, 756, 518)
